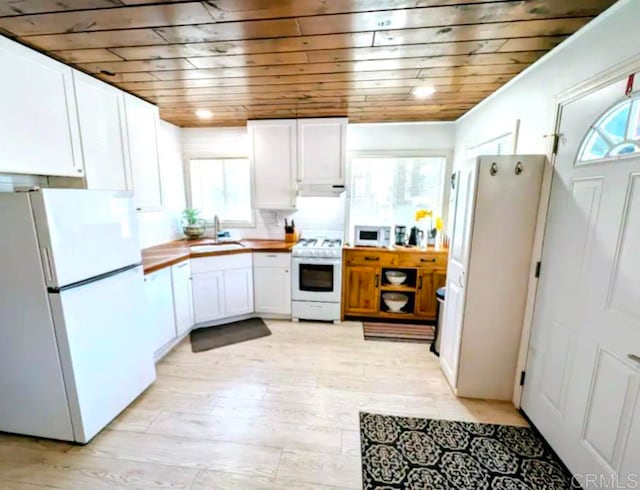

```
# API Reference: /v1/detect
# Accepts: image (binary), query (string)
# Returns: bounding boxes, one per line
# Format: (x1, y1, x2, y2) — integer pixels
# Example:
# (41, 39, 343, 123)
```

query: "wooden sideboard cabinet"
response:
(341, 247, 448, 322)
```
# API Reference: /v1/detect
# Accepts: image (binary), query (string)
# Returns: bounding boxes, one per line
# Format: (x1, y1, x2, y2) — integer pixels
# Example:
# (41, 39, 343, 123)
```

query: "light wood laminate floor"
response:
(0, 320, 526, 489)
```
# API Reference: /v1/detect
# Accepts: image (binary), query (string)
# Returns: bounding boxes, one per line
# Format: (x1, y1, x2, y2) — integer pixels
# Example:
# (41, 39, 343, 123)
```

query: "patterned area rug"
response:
(360, 413, 576, 489)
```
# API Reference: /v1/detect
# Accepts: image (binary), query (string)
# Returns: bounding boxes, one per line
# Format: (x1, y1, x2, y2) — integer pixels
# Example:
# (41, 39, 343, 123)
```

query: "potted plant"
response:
(182, 208, 205, 240)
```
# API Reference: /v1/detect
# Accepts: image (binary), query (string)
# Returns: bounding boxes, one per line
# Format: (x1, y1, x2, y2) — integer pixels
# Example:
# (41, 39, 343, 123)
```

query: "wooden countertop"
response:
(141, 239, 294, 274)
(343, 245, 449, 254)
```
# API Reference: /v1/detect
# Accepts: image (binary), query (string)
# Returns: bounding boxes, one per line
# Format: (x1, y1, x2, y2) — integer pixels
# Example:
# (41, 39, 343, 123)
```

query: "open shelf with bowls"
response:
(380, 291, 415, 315)
(381, 268, 416, 288)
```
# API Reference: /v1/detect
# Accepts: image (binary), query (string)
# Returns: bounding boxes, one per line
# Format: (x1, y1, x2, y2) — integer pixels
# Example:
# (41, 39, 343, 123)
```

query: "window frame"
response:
(575, 92, 640, 166)
(345, 149, 452, 243)
(184, 153, 256, 228)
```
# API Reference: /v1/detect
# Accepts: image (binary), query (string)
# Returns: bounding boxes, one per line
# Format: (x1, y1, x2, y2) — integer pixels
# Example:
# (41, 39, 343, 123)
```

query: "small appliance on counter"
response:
(394, 225, 407, 246)
(353, 225, 391, 248)
(408, 226, 424, 246)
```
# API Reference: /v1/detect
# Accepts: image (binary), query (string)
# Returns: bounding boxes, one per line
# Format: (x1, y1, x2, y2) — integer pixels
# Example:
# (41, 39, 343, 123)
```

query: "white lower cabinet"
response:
(253, 253, 291, 316)
(143, 268, 176, 354)
(223, 268, 254, 317)
(171, 261, 193, 336)
(191, 254, 254, 325)
(192, 271, 225, 324)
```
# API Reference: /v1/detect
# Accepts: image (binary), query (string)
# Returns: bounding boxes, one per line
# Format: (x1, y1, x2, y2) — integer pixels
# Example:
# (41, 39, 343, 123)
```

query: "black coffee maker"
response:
(394, 225, 407, 246)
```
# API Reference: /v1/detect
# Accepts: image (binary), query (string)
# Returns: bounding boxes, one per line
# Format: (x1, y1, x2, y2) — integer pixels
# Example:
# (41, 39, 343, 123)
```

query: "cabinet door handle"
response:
(266, 254, 278, 258)
(629, 354, 640, 364)
(374, 274, 379, 287)
(365, 256, 380, 261)
(420, 258, 437, 263)
(418, 276, 423, 289)
(176, 262, 188, 269)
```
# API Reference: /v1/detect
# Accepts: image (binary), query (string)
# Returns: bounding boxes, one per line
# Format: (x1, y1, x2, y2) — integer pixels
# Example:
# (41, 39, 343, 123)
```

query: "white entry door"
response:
(522, 77, 640, 485)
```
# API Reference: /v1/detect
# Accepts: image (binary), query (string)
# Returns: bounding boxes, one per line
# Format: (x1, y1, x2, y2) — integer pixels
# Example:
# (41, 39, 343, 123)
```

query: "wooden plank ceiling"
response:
(0, 0, 616, 127)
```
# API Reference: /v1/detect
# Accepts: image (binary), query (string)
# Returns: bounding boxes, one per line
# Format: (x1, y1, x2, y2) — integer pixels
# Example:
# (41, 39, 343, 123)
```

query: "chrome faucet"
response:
(213, 215, 220, 243)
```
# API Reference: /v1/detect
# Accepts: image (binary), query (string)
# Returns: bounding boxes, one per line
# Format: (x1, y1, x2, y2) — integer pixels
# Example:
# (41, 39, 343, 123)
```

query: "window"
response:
(188, 158, 253, 225)
(349, 156, 445, 230)
(578, 95, 640, 163)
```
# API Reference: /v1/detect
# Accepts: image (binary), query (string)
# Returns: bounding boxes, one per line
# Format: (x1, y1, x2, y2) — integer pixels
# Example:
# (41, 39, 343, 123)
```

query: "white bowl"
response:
(382, 293, 409, 312)
(385, 271, 407, 285)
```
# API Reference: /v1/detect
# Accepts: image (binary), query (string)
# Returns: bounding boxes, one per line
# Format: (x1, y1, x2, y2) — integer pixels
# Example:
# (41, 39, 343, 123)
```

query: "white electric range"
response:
(291, 232, 343, 322)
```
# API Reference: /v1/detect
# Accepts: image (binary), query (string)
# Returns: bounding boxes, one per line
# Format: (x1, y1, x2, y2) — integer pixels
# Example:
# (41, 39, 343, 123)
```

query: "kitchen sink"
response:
(190, 243, 245, 253)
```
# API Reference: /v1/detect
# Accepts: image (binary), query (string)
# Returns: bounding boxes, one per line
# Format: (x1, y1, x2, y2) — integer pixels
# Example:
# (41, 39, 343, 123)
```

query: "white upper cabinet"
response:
(0, 36, 82, 177)
(297, 118, 347, 187)
(74, 71, 130, 191)
(124, 94, 162, 211)
(248, 119, 297, 209)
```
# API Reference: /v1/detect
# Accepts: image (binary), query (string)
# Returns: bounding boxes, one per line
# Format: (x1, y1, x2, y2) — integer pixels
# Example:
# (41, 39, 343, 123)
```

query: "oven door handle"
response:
(292, 257, 340, 265)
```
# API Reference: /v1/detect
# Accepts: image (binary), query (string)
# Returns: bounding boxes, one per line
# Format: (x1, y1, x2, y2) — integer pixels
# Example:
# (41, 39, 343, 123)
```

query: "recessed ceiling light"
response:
(412, 86, 436, 98)
(195, 109, 213, 119)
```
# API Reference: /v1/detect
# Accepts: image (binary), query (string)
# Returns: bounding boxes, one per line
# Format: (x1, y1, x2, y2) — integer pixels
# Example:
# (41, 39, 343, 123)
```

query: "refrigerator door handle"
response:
(41, 247, 54, 283)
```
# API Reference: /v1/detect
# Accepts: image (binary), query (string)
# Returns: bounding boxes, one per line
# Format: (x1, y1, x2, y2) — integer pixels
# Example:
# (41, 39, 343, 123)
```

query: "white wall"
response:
(349, 122, 455, 151)
(137, 120, 186, 248)
(454, 0, 639, 164)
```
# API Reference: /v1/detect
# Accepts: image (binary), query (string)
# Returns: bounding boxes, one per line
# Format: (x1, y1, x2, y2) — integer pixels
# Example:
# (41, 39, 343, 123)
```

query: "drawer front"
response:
(192, 252, 252, 274)
(171, 259, 191, 282)
(397, 253, 447, 268)
(345, 251, 398, 267)
(253, 252, 291, 268)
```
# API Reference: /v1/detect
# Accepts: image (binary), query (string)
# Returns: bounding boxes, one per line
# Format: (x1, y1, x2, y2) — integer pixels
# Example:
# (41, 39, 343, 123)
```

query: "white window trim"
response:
(183, 152, 256, 228)
(345, 149, 453, 243)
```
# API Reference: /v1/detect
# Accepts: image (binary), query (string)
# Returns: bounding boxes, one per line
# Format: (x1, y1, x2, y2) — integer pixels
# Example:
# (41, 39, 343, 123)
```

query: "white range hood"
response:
(297, 183, 345, 197)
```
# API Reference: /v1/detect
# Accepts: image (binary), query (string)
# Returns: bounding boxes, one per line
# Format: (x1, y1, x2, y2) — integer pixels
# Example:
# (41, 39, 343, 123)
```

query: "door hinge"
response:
(551, 133, 560, 155)
(534, 261, 541, 278)
(519, 371, 526, 386)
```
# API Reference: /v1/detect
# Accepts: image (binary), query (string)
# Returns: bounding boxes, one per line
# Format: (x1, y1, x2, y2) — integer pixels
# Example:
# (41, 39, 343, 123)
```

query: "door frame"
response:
(512, 53, 640, 408)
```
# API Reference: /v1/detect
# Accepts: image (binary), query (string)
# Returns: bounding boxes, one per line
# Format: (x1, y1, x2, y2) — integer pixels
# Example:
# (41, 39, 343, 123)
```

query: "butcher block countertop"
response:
(142, 239, 294, 274)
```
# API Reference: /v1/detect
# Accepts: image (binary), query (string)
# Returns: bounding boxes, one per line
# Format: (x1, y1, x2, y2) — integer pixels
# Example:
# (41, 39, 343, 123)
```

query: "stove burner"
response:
(322, 239, 341, 247)
(292, 236, 343, 258)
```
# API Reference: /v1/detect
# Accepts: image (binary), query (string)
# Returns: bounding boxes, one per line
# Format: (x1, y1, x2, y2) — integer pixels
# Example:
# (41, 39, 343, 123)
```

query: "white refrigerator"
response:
(0, 189, 156, 443)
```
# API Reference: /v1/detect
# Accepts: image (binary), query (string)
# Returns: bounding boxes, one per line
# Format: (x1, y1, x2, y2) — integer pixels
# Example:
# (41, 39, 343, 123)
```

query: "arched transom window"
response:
(578, 95, 640, 163)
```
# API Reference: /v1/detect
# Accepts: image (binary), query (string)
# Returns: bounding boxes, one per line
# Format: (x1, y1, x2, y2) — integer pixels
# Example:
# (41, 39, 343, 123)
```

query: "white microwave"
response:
(354, 225, 392, 247)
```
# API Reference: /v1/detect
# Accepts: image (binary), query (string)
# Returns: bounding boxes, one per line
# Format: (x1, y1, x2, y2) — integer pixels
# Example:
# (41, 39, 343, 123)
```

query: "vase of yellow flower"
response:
(411, 209, 432, 246)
